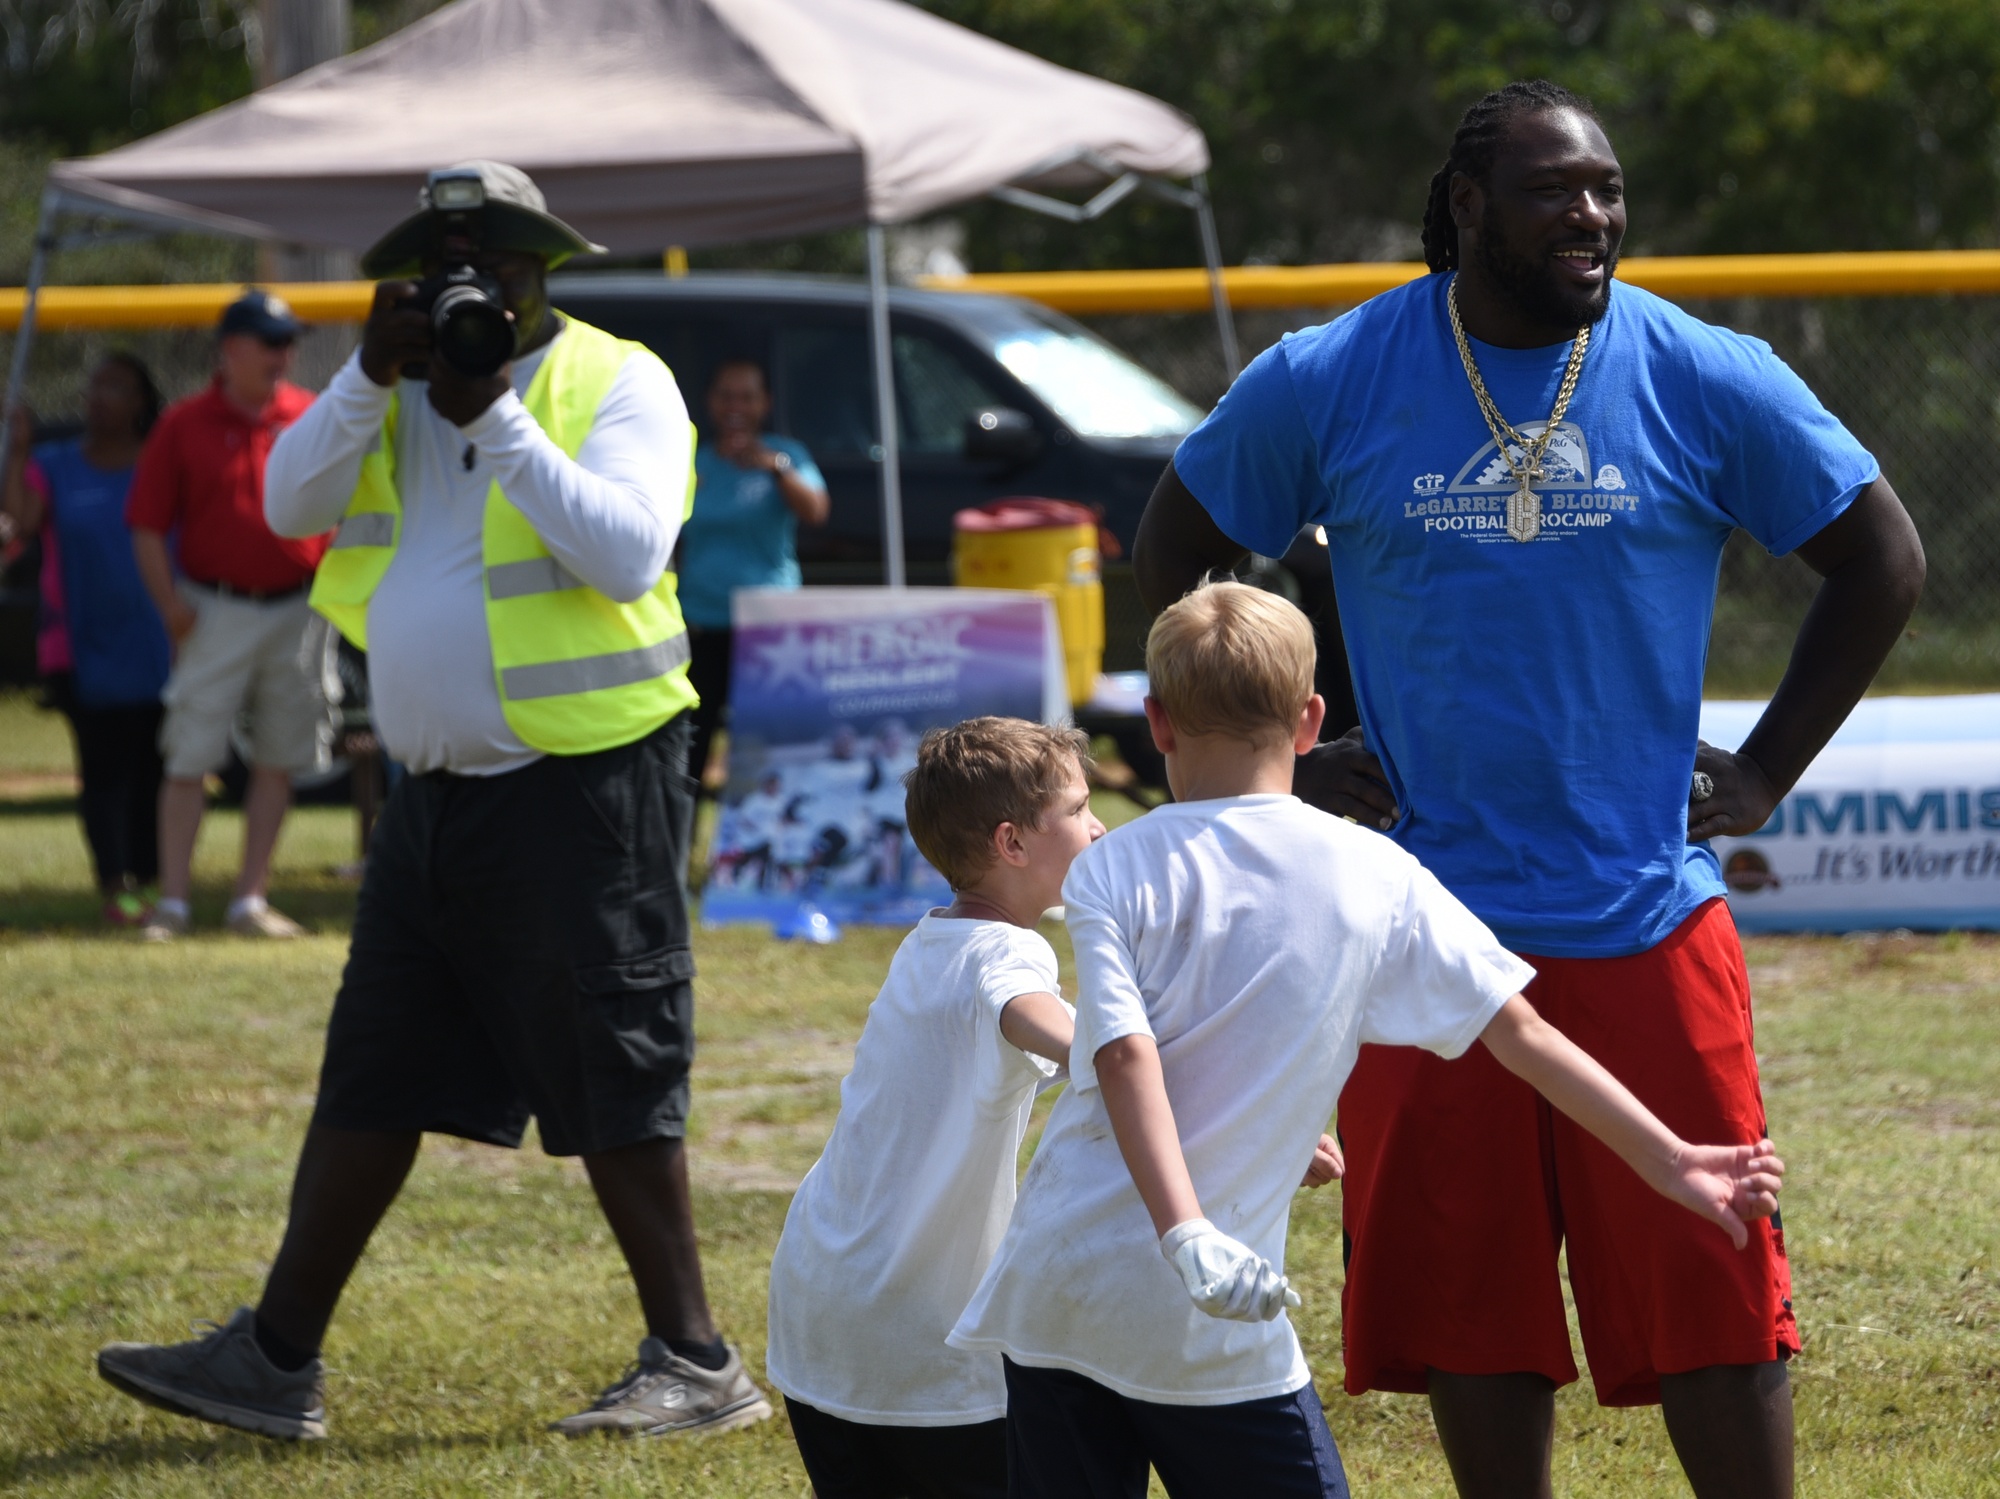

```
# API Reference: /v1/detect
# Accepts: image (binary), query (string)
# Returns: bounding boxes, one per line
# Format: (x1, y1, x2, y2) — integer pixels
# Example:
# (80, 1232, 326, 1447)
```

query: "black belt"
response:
(186, 578, 310, 604)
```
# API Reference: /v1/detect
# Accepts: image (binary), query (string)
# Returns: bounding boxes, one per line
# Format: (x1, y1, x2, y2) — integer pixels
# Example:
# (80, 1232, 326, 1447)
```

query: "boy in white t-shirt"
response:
(764, 717, 1103, 1499)
(948, 583, 1786, 1499)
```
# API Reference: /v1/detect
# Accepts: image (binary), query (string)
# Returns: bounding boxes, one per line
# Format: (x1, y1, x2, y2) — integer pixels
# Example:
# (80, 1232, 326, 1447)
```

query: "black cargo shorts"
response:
(314, 715, 698, 1157)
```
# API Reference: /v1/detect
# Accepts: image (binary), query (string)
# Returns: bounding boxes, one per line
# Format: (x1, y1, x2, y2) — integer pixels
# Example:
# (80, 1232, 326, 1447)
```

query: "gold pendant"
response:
(1507, 470, 1542, 543)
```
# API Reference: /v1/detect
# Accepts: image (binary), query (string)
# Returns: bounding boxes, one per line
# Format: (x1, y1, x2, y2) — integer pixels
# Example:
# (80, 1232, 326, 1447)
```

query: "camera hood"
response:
(361, 160, 605, 279)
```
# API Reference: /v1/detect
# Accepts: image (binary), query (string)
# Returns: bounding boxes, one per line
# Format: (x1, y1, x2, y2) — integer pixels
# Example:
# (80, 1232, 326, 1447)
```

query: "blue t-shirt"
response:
(679, 436, 824, 629)
(1175, 278, 1878, 957)
(35, 439, 170, 708)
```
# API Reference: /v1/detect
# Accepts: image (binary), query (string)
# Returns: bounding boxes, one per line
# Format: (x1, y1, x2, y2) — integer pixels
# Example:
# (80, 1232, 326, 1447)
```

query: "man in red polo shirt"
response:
(129, 290, 334, 940)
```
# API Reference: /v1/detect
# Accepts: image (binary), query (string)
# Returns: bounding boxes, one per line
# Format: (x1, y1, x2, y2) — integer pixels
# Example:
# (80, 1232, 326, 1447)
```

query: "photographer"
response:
(96, 162, 771, 1442)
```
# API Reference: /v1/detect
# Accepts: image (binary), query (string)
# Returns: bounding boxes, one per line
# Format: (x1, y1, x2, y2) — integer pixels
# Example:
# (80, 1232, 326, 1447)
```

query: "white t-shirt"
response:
(265, 335, 690, 775)
(949, 794, 1533, 1405)
(766, 914, 1070, 1425)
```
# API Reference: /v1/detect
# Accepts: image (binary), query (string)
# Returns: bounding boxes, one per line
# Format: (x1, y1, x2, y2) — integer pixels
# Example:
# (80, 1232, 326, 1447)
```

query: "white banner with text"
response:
(1702, 695, 2000, 933)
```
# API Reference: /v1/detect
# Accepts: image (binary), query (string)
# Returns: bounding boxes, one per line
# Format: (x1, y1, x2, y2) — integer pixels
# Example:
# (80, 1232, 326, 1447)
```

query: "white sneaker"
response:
(226, 901, 305, 939)
(141, 905, 189, 943)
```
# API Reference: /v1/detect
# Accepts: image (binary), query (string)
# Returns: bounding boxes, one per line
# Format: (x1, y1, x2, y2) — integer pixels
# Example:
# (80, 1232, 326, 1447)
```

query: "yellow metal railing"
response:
(926, 251, 2000, 313)
(0, 280, 373, 330)
(7, 251, 2000, 329)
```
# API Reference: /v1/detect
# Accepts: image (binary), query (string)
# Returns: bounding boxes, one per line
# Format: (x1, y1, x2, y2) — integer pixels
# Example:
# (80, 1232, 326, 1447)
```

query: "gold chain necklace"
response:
(1446, 273, 1592, 543)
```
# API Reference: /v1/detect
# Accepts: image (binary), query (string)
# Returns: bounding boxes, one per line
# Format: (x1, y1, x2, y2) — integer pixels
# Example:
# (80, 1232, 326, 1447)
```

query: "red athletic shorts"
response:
(1337, 897, 1797, 1408)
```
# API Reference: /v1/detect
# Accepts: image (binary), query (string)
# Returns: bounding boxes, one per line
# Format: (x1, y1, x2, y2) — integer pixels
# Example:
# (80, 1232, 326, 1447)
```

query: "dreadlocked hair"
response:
(1420, 79, 1600, 274)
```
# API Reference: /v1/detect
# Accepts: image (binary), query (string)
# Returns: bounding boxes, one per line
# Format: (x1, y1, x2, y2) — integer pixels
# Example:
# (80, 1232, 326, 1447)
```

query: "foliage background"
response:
(6, 0, 1999, 284)
(4, 1, 1999, 679)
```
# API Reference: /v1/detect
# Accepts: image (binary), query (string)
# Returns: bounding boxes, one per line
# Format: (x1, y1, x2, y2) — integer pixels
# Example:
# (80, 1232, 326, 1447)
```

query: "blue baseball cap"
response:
(218, 289, 301, 344)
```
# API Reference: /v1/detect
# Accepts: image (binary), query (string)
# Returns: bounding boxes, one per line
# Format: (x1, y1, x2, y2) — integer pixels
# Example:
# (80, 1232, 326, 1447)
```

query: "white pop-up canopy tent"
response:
(7, 0, 1230, 584)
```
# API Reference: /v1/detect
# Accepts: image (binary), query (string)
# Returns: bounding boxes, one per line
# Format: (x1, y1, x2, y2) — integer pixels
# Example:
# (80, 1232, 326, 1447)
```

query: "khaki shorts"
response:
(160, 585, 338, 779)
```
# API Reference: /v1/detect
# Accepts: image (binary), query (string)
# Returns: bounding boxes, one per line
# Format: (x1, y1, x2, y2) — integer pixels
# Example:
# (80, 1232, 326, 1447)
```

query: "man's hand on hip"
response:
(1687, 739, 1780, 841)
(358, 281, 433, 388)
(1295, 727, 1399, 830)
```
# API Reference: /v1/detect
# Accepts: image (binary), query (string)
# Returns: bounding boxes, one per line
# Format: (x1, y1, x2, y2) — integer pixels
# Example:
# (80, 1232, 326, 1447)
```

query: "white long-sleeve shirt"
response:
(266, 333, 690, 774)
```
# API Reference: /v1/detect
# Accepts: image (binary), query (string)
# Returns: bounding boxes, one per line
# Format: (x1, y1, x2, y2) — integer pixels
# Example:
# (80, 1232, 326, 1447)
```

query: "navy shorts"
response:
(785, 1396, 1007, 1499)
(314, 715, 698, 1157)
(1002, 1359, 1349, 1499)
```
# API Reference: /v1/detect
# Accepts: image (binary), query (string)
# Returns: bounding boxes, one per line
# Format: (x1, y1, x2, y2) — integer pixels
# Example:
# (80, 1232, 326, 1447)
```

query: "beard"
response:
(1474, 203, 1618, 329)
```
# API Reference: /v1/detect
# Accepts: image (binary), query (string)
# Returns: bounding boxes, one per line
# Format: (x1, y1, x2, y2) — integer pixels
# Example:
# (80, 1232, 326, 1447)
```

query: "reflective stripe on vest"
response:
(307, 315, 697, 756)
(330, 512, 396, 549)
(501, 633, 694, 701)
(486, 555, 583, 600)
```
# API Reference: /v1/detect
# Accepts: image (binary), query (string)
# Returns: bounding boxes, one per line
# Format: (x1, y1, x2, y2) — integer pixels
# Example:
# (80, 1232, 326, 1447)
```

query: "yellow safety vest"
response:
(309, 317, 697, 756)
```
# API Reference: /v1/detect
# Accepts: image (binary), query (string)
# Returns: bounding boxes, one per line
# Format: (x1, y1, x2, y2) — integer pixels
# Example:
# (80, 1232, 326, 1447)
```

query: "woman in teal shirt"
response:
(682, 360, 830, 789)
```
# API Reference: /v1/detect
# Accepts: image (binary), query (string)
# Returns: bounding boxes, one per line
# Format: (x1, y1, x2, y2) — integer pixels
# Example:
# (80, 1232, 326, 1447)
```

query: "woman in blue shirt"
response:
(680, 359, 830, 790)
(2, 354, 169, 923)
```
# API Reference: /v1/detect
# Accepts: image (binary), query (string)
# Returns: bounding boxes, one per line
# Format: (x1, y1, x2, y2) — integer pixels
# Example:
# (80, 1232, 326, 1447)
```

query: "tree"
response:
(919, 0, 2000, 268)
(3, 0, 1998, 274)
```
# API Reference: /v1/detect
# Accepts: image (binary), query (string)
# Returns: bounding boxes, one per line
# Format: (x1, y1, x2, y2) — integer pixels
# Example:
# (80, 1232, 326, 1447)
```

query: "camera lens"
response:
(431, 285, 513, 378)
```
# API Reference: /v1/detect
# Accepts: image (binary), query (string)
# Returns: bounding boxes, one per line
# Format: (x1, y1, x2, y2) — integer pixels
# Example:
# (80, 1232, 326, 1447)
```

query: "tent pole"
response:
(866, 224, 907, 590)
(1191, 173, 1240, 379)
(0, 187, 58, 488)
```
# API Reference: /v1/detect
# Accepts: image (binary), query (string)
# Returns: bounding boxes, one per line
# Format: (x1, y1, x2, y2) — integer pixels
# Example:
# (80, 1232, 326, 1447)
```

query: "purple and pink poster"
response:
(703, 587, 1067, 929)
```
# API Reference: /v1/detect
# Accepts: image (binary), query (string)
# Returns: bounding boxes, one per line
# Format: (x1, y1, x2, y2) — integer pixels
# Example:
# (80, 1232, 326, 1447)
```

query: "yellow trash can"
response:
(953, 499, 1105, 707)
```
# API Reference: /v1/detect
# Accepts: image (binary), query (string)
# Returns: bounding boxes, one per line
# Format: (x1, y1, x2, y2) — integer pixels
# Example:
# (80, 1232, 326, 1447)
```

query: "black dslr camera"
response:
(405, 171, 514, 378)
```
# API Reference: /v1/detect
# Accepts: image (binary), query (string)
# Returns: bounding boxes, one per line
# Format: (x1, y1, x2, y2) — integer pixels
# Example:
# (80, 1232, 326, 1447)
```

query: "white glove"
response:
(1160, 1218, 1300, 1323)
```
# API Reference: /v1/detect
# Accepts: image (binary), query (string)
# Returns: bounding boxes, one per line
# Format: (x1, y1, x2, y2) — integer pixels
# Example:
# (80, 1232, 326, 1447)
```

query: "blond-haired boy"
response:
(766, 717, 1102, 1499)
(949, 582, 1783, 1499)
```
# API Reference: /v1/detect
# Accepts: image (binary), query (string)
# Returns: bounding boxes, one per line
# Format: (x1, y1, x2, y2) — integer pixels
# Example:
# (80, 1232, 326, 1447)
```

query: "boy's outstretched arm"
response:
(1094, 1036, 1203, 1234)
(1096, 1035, 1297, 1322)
(1478, 995, 1785, 1249)
(999, 991, 1075, 1066)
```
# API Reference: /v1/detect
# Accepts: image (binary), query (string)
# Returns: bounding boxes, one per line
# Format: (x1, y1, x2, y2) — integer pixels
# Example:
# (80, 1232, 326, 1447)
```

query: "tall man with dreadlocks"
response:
(1132, 80, 1923, 1499)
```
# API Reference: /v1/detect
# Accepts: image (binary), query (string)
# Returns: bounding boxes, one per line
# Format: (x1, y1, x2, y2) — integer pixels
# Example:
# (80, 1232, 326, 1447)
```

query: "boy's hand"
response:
(1656, 1139, 1786, 1251)
(1160, 1219, 1300, 1322)
(1301, 1134, 1344, 1188)
(1481, 994, 1786, 1252)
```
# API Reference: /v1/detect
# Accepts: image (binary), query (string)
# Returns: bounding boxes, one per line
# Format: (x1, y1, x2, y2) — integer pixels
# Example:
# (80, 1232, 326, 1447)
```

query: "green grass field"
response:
(0, 689, 1995, 1496)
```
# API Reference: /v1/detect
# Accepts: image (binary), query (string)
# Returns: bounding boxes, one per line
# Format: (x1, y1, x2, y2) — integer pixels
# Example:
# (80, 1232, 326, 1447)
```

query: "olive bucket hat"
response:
(360, 160, 605, 278)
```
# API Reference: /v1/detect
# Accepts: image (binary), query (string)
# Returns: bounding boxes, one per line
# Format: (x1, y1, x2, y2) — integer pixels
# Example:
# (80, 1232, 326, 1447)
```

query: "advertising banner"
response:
(702, 586, 1068, 931)
(1703, 694, 2000, 932)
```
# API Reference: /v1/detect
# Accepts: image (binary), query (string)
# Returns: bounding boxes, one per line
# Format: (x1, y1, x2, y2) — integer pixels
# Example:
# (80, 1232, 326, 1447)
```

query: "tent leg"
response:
(0, 188, 58, 485)
(1191, 174, 1240, 380)
(866, 224, 906, 590)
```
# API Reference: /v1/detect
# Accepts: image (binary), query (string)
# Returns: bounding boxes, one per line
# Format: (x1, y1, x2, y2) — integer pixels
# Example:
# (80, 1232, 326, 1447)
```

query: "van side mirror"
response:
(963, 407, 1043, 467)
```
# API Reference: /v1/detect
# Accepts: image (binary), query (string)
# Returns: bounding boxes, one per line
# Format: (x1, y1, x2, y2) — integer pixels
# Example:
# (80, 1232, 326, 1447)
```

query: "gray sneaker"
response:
(225, 902, 306, 939)
(139, 905, 188, 943)
(97, 1307, 326, 1441)
(551, 1337, 772, 1437)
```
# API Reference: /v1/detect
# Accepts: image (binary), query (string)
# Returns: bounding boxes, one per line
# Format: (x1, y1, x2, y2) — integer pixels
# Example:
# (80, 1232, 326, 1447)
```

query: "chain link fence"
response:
(7, 286, 1995, 693)
(1086, 295, 2000, 695)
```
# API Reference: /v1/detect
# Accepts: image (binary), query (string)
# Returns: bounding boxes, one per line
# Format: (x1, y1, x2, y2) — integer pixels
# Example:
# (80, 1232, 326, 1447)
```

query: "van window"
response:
(774, 322, 875, 459)
(551, 299, 771, 433)
(776, 320, 1017, 458)
(988, 325, 1202, 439)
(893, 331, 1012, 454)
